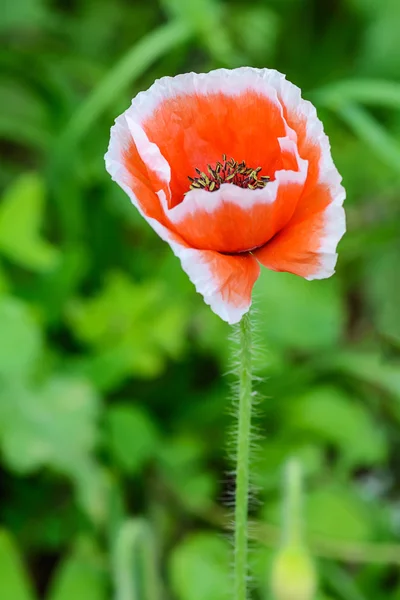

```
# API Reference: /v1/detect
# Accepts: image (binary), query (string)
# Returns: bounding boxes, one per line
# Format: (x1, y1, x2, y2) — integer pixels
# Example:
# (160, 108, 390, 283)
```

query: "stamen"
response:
(187, 154, 270, 194)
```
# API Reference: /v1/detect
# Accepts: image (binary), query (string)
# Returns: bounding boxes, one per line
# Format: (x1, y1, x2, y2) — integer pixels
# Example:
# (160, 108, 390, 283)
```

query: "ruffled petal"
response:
(106, 121, 260, 323)
(254, 182, 345, 279)
(146, 218, 261, 324)
(265, 72, 346, 277)
(117, 68, 298, 208)
(105, 112, 170, 225)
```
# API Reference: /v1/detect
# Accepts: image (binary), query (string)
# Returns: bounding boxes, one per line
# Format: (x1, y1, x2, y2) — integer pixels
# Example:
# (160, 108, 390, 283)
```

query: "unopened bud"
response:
(271, 545, 317, 600)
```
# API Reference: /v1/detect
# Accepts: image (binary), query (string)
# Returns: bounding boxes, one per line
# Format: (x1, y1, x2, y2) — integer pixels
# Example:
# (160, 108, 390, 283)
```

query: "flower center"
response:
(187, 154, 270, 193)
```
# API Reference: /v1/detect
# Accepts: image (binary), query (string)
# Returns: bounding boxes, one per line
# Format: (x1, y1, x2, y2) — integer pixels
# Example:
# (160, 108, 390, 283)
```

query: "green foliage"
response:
(0, 296, 42, 378)
(0, 174, 59, 272)
(0, 530, 36, 600)
(255, 271, 345, 351)
(1, 0, 400, 598)
(106, 404, 159, 475)
(68, 271, 189, 381)
(47, 540, 107, 600)
(169, 533, 231, 600)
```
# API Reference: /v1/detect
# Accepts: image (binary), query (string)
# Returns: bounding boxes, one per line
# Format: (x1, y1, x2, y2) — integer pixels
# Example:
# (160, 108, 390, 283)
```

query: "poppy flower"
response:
(105, 67, 345, 324)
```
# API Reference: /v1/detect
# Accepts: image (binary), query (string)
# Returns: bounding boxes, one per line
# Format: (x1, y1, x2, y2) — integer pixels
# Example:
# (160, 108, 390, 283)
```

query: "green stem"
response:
(234, 311, 253, 600)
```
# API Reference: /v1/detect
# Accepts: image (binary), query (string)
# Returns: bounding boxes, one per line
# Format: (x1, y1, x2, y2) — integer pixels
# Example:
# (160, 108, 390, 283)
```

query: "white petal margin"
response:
(105, 114, 259, 325)
(272, 70, 346, 278)
(149, 218, 260, 324)
(123, 67, 291, 127)
(124, 66, 345, 278)
(105, 66, 345, 321)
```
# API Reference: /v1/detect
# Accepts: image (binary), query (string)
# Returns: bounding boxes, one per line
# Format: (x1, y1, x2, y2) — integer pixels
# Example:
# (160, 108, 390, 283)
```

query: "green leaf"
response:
(254, 270, 345, 351)
(67, 272, 188, 379)
(0, 376, 99, 475)
(169, 533, 231, 600)
(0, 173, 59, 271)
(0, 529, 36, 600)
(0, 296, 42, 379)
(265, 485, 375, 545)
(332, 351, 400, 403)
(106, 404, 159, 475)
(286, 386, 387, 469)
(306, 487, 374, 543)
(47, 539, 107, 600)
(158, 436, 216, 511)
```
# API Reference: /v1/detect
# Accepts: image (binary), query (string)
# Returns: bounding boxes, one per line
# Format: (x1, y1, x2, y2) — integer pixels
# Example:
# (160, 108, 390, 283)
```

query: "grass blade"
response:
(336, 103, 400, 175)
(58, 20, 193, 150)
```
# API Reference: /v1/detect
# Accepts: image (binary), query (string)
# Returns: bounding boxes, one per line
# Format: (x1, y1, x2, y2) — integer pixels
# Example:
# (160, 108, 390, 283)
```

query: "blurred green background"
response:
(1, 0, 400, 598)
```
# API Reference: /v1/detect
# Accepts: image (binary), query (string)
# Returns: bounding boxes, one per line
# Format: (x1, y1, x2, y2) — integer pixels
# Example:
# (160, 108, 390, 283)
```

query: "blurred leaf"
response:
(47, 539, 107, 600)
(0, 530, 36, 600)
(68, 272, 188, 379)
(0, 262, 9, 293)
(307, 487, 374, 543)
(106, 404, 159, 475)
(332, 351, 400, 402)
(254, 442, 324, 492)
(314, 79, 400, 111)
(286, 386, 387, 469)
(169, 533, 231, 600)
(1, 0, 47, 31)
(58, 20, 192, 150)
(357, 0, 400, 78)
(364, 241, 400, 343)
(335, 103, 400, 175)
(254, 270, 345, 351)
(0, 296, 42, 379)
(0, 173, 59, 272)
(322, 563, 368, 600)
(265, 485, 374, 544)
(113, 519, 162, 600)
(158, 436, 216, 511)
(161, 0, 243, 66)
(0, 376, 99, 475)
(229, 5, 279, 62)
(73, 461, 110, 525)
(0, 81, 51, 149)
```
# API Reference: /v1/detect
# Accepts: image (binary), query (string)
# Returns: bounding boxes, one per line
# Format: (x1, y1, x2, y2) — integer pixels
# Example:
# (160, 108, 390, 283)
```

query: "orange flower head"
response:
(105, 68, 345, 324)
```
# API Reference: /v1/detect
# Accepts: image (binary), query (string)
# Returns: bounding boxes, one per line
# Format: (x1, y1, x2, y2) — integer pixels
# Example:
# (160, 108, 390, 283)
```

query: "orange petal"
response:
(254, 74, 346, 277)
(254, 183, 345, 279)
(140, 73, 290, 207)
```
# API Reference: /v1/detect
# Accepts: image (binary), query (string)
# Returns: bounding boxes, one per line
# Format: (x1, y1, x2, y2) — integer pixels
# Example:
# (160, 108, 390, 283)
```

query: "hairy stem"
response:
(234, 311, 253, 600)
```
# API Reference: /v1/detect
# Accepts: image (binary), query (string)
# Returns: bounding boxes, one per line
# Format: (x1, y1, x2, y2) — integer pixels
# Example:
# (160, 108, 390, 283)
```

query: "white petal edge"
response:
(106, 68, 345, 280)
(105, 67, 346, 320)
(105, 118, 255, 324)
(273, 70, 346, 279)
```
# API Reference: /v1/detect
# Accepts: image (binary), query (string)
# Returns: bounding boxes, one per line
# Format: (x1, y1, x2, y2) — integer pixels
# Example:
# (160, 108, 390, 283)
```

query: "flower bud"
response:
(271, 545, 317, 600)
